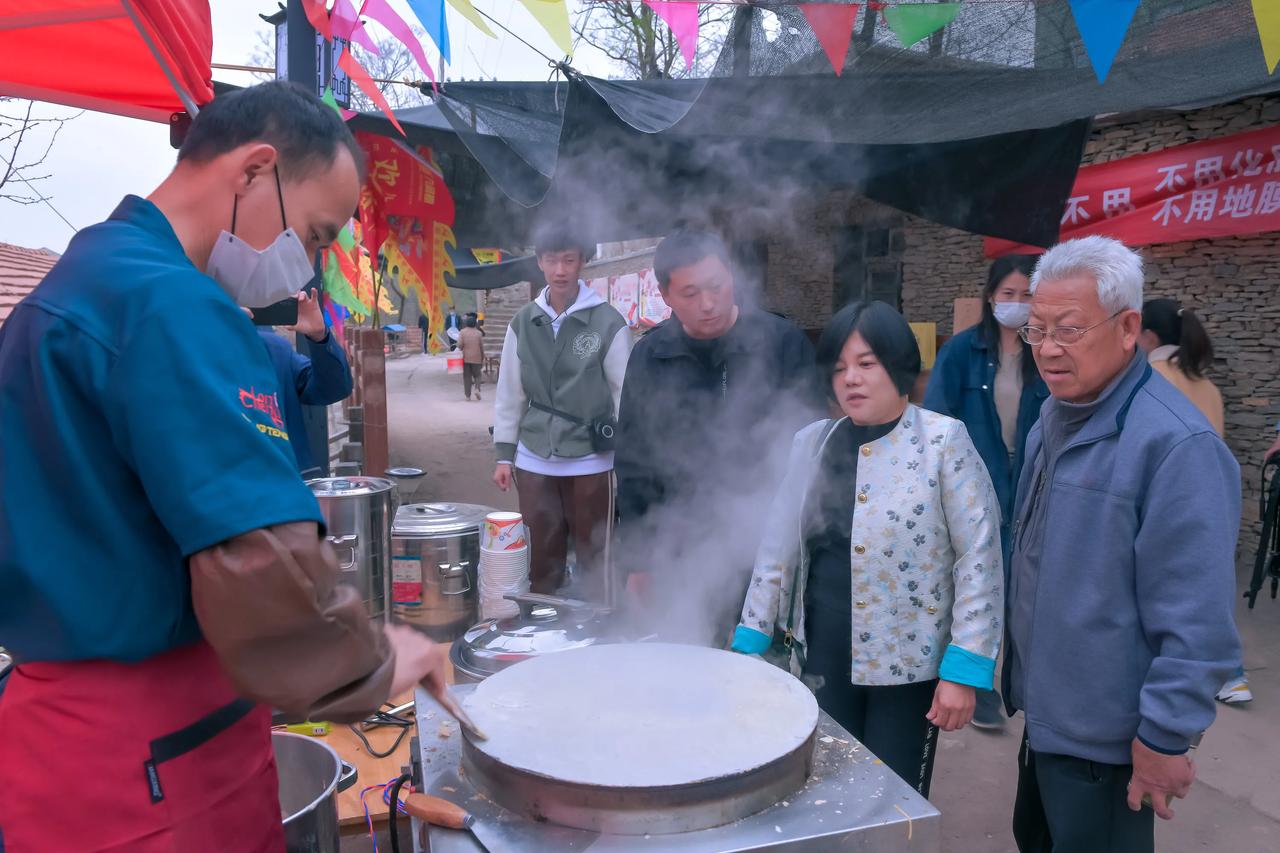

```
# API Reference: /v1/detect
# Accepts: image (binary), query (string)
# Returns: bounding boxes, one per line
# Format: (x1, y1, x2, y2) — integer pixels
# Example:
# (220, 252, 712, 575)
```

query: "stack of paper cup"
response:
(479, 512, 530, 619)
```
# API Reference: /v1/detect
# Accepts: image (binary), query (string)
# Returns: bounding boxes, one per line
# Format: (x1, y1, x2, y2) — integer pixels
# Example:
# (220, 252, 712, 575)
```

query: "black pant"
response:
(462, 363, 482, 397)
(809, 671, 941, 797)
(1013, 734, 1153, 853)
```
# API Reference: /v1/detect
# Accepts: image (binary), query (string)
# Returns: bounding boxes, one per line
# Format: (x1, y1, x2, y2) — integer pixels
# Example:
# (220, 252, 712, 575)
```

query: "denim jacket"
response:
(924, 326, 1049, 557)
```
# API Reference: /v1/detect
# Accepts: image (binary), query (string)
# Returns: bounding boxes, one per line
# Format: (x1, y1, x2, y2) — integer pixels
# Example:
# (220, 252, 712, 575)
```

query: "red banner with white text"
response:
(985, 124, 1280, 257)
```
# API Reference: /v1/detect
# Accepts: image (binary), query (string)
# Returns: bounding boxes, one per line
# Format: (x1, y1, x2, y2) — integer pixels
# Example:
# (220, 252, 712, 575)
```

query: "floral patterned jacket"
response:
(733, 406, 1004, 689)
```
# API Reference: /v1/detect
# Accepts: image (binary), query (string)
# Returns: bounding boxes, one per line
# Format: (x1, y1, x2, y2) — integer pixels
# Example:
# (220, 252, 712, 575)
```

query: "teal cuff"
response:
(732, 625, 771, 656)
(938, 644, 996, 690)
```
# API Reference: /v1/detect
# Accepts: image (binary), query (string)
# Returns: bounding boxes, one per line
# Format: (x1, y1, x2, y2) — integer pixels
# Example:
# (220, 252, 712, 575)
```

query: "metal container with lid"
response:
(449, 592, 616, 682)
(307, 477, 395, 623)
(391, 502, 492, 641)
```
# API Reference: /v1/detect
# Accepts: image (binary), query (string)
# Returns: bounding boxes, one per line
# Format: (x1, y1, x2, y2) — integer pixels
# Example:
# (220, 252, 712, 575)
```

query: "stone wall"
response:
(767, 94, 1280, 560)
(584, 249, 655, 279)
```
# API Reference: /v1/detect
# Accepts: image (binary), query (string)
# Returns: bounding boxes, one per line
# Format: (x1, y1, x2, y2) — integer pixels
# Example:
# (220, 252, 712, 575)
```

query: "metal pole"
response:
(285, 0, 316, 89)
(119, 0, 200, 115)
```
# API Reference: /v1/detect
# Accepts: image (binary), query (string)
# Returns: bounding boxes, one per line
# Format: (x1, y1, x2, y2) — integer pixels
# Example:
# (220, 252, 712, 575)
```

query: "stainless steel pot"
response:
(275, 732, 358, 853)
(450, 592, 618, 682)
(391, 502, 491, 641)
(307, 477, 395, 622)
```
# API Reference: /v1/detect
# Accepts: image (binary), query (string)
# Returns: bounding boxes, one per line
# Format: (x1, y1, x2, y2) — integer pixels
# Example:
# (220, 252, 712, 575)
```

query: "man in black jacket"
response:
(615, 229, 824, 641)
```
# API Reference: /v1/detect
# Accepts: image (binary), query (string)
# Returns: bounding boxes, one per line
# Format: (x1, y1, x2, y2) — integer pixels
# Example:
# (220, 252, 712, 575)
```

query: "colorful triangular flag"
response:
(643, 0, 700, 71)
(321, 85, 342, 117)
(362, 0, 438, 87)
(1068, 0, 1140, 83)
(405, 0, 451, 65)
(302, 0, 332, 41)
(800, 3, 861, 76)
(883, 2, 963, 49)
(517, 0, 574, 57)
(332, 0, 380, 55)
(321, 85, 358, 121)
(1252, 0, 1280, 74)
(338, 47, 405, 135)
(445, 0, 496, 38)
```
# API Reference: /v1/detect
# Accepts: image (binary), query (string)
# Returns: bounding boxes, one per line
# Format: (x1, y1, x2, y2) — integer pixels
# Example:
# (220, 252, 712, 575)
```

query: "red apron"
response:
(0, 641, 284, 853)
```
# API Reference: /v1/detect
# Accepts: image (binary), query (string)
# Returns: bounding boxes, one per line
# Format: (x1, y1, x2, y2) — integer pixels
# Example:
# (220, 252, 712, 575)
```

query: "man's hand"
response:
(1128, 738, 1195, 820)
(287, 290, 328, 342)
(493, 463, 514, 492)
(927, 680, 976, 732)
(385, 623, 449, 699)
(1266, 434, 1280, 462)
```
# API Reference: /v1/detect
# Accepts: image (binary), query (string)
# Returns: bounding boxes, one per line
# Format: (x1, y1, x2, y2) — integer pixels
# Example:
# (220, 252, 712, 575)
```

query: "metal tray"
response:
(413, 684, 941, 852)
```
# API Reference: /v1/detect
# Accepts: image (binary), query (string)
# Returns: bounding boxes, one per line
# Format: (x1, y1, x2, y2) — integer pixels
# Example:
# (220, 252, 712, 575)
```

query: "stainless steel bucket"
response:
(391, 502, 491, 641)
(307, 477, 395, 622)
(275, 732, 357, 853)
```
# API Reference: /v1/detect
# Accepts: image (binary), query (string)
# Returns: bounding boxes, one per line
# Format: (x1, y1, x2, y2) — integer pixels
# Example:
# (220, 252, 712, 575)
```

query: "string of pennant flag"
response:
(307, 0, 1280, 134)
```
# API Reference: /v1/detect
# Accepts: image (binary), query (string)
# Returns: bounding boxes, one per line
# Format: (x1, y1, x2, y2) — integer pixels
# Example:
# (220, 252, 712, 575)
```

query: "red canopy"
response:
(0, 0, 214, 122)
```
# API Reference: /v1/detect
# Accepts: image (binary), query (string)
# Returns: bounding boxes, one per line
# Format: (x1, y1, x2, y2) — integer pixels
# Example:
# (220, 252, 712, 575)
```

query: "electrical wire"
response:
(347, 702, 417, 758)
(348, 724, 411, 758)
(359, 773, 415, 853)
(387, 773, 414, 853)
(0, 158, 77, 233)
(476, 7, 559, 66)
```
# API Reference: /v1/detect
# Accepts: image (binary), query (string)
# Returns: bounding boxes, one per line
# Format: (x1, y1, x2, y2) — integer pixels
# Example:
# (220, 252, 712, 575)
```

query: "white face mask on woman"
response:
(205, 166, 315, 308)
(992, 301, 1032, 329)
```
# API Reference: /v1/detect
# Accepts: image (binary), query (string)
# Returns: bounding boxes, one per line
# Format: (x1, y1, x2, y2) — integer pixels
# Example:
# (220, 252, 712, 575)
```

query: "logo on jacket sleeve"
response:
(572, 331, 602, 359)
(239, 386, 289, 440)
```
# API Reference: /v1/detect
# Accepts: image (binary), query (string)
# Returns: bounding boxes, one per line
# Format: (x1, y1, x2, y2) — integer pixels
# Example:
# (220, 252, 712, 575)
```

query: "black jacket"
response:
(614, 308, 825, 530)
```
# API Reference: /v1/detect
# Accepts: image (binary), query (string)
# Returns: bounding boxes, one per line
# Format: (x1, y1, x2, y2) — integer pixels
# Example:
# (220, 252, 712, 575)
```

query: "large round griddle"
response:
(459, 643, 819, 835)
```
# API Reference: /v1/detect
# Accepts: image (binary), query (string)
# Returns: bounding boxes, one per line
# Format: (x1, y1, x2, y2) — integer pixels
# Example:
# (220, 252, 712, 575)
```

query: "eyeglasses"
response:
(1019, 311, 1124, 347)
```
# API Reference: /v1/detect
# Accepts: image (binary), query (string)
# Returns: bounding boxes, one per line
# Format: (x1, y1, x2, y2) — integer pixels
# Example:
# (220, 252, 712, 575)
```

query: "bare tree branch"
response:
(0, 97, 78, 205)
(574, 1, 730, 80)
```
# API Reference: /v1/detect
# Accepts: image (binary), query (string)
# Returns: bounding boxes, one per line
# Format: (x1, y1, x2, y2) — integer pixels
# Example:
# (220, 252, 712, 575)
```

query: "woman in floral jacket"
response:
(733, 301, 1004, 797)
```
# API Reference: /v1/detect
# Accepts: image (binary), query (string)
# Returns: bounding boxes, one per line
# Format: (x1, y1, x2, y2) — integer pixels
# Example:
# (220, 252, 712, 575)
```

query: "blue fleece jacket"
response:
(257, 329, 352, 475)
(1003, 352, 1242, 765)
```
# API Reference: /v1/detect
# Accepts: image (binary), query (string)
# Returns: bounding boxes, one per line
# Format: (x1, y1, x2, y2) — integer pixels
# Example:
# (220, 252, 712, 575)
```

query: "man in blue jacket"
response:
(257, 289, 353, 477)
(1005, 236, 1241, 853)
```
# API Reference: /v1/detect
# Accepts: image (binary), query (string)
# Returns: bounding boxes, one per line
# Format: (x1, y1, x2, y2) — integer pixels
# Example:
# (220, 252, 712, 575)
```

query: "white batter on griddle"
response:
(462, 643, 819, 788)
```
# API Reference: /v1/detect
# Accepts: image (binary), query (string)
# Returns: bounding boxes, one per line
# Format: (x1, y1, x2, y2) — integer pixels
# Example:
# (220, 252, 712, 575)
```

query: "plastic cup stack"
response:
(479, 512, 530, 619)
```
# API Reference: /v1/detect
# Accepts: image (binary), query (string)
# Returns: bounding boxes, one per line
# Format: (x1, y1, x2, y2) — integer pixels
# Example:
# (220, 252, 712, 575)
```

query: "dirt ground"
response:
(368, 351, 1280, 853)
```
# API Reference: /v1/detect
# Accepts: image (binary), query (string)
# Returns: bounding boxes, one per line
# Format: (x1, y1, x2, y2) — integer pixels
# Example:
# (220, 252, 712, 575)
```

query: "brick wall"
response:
(768, 94, 1280, 560)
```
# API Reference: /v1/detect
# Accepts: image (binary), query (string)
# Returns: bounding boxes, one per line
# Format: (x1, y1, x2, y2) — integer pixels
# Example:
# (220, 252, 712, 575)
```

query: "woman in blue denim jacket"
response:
(924, 255, 1048, 728)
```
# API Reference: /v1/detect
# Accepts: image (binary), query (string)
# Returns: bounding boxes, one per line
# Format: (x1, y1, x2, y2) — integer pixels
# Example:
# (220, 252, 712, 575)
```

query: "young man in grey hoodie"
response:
(492, 223, 633, 601)
(1005, 236, 1241, 853)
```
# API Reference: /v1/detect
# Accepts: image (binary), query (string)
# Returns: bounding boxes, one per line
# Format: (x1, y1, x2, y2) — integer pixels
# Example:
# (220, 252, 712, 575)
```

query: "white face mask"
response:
(205, 167, 315, 308)
(992, 301, 1032, 329)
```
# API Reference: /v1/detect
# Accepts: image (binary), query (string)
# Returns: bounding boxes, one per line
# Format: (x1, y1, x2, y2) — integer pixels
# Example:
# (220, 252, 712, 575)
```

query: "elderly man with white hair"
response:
(1003, 236, 1242, 853)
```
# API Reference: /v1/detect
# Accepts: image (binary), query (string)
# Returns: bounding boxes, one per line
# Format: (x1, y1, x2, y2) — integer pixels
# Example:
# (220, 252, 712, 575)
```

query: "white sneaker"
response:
(1216, 676, 1253, 704)
(475, 390, 482, 401)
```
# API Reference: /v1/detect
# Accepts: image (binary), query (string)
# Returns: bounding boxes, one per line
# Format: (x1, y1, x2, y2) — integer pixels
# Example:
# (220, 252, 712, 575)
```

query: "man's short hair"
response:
(532, 220, 595, 261)
(816, 301, 922, 397)
(653, 229, 732, 291)
(177, 80, 364, 182)
(464, 316, 477, 328)
(1031, 235, 1144, 313)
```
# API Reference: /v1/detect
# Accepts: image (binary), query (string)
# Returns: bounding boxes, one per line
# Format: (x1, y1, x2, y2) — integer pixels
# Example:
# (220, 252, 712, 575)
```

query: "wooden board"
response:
(333, 650, 458, 834)
(331, 691, 417, 830)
